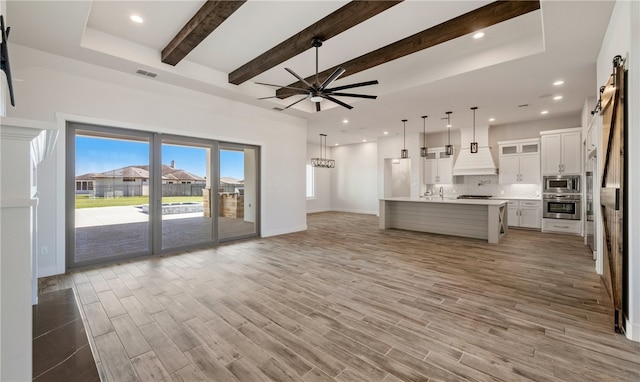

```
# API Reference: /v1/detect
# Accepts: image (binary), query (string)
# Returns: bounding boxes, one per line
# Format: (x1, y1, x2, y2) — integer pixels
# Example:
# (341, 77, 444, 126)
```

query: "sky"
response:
(76, 136, 245, 179)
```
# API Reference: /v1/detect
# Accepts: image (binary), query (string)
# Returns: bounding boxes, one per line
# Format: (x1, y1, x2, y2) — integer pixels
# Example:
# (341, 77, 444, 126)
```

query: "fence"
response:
(92, 184, 205, 197)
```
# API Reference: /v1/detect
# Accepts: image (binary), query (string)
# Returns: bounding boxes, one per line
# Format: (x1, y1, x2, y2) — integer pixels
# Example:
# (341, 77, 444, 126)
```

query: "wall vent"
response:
(272, 107, 284, 111)
(135, 68, 158, 78)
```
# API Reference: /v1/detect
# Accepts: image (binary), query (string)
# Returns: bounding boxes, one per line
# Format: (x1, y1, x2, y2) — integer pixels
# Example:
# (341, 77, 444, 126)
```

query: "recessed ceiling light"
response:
(383, 131, 388, 135)
(342, 119, 349, 124)
(541, 110, 549, 115)
(130, 15, 144, 23)
(489, 118, 495, 122)
(334, 143, 339, 146)
(553, 80, 564, 86)
(553, 95, 563, 100)
(362, 139, 367, 142)
(473, 32, 485, 39)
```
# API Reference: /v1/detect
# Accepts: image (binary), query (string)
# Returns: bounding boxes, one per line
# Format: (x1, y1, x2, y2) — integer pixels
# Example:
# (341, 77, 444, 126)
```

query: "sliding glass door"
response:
(218, 144, 259, 241)
(67, 124, 260, 268)
(160, 138, 214, 251)
(68, 126, 153, 266)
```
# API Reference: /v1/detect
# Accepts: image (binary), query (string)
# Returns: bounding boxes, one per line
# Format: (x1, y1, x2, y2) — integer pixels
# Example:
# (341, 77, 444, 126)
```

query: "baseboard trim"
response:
(261, 224, 307, 238)
(331, 208, 378, 215)
(626, 319, 640, 342)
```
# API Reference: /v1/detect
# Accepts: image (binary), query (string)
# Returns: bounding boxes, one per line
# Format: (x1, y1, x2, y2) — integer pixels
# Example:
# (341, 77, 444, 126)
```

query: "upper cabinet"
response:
(540, 128, 582, 175)
(424, 147, 453, 184)
(498, 138, 540, 184)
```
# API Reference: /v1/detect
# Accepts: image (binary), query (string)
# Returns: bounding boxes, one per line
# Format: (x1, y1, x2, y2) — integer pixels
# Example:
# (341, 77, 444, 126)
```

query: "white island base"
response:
(380, 197, 508, 244)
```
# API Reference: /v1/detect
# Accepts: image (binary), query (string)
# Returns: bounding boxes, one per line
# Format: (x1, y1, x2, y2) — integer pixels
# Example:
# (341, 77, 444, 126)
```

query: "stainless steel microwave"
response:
(543, 175, 580, 194)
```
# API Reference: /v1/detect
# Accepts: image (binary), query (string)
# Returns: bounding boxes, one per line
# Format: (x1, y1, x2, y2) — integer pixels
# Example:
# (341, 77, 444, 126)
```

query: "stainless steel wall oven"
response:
(543, 194, 581, 220)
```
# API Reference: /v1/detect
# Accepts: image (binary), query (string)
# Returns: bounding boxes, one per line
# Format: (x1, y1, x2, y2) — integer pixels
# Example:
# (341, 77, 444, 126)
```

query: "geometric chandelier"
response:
(311, 133, 335, 168)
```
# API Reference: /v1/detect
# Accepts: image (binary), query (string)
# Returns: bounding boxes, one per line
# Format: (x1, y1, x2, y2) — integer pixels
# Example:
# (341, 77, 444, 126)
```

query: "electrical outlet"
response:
(40, 246, 48, 256)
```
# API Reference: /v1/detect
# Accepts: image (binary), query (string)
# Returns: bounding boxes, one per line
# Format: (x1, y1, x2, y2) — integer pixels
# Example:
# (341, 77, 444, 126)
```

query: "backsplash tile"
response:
(425, 175, 541, 199)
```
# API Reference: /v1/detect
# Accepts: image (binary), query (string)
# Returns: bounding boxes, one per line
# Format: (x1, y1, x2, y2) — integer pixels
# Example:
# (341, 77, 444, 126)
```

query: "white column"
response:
(0, 124, 42, 382)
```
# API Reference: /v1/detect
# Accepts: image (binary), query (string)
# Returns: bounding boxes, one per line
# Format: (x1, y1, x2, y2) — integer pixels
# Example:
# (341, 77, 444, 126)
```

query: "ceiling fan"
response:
(256, 38, 378, 112)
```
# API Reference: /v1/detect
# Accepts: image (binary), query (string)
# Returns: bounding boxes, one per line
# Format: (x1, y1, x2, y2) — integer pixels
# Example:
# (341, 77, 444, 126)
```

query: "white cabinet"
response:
(540, 128, 582, 175)
(542, 218, 582, 234)
(498, 139, 540, 184)
(424, 147, 453, 184)
(503, 199, 541, 229)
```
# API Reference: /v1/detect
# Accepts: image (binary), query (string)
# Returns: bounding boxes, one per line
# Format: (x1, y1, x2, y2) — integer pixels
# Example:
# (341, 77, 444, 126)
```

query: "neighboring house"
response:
(76, 163, 205, 197)
(220, 176, 244, 194)
(74, 173, 96, 195)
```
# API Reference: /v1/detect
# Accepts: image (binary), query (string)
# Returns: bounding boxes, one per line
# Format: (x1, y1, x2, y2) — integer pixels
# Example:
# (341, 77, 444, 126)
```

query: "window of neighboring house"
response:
(123, 177, 136, 182)
(306, 164, 314, 198)
(81, 181, 88, 191)
(76, 181, 81, 191)
(88, 182, 93, 191)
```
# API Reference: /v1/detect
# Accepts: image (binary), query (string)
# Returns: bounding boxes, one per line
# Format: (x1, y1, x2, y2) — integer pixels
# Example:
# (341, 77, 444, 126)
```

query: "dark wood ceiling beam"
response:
(228, 0, 403, 85)
(162, 0, 247, 66)
(276, 0, 540, 98)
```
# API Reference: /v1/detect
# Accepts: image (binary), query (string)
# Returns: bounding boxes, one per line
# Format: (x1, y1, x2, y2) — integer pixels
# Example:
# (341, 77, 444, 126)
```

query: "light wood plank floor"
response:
(40, 212, 640, 381)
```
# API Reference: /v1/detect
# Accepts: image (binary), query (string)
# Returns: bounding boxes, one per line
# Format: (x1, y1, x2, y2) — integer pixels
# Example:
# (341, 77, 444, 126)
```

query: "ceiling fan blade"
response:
(325, 80, 379, 92)
(257, 96, 281, 100)
(318, 67, 346, 91)
(316, 102, 321, 112)
(255, 82, 308, 92)
(322, 95, 353, 110)
(283, 95, 310, 110)
(328, 92, 377, 99)
(285, 68, 313, 88)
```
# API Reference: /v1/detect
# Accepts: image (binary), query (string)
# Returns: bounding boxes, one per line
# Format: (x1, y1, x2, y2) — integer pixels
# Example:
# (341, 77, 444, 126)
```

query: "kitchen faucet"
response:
(439, 186, 443, 198)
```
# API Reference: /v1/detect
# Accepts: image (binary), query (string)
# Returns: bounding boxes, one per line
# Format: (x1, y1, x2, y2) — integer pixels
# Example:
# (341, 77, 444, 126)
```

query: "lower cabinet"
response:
(506, 200, 541, 229)
(542, 218, 582, 234)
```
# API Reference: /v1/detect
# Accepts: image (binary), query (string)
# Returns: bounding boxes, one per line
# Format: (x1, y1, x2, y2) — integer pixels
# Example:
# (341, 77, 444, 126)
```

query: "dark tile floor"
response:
(33, 288, 100, 382)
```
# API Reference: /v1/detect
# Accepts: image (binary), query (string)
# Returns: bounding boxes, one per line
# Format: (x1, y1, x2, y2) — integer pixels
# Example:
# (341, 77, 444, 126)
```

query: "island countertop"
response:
(380, 197, 508, 206)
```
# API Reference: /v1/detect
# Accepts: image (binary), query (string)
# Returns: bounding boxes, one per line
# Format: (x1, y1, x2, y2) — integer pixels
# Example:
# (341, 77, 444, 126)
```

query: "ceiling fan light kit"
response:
(311, 133, 335, 168)
(257, 37, 378, 112)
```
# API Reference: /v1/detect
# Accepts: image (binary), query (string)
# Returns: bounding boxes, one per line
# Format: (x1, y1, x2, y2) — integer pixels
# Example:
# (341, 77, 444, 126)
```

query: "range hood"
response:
(452, 125, 498, 176)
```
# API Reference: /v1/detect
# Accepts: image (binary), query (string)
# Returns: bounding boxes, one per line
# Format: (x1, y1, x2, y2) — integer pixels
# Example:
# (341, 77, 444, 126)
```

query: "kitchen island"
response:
(380, 197, 508, 244)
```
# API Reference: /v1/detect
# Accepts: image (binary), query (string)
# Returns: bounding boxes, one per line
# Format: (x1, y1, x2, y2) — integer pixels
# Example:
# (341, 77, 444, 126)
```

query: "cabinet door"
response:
(507, 205, 519, 227)
(500, 144, 519, 156)
(519, 207, 541, 229)
(424, 159, 438, 184)
(437, 158, 453, 184)
(499, 156, 520, 184)
(518, 154, 540, 184)
(541, 134, 562, 174)
(561, 132, 582, 174)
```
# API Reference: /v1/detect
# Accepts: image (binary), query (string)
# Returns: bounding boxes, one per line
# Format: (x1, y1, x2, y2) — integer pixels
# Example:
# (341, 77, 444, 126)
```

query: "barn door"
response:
(599, 55, 627, 333)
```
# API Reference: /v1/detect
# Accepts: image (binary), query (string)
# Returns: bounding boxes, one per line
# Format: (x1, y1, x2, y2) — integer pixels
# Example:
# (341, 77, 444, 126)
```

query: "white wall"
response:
(306, 142, 332, 213)
(7, 44, 308, 277)
(596, 0, 640, 342)
(331, 142, 378, 215)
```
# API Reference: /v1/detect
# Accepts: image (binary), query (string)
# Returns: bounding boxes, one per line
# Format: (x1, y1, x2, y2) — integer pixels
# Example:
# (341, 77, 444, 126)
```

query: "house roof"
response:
(76, 164, 204, 182)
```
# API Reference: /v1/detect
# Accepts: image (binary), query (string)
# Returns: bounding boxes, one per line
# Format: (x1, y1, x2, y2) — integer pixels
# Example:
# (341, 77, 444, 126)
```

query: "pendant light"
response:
(445, 111, 453, 156)
(400, 119, 409, 158)
(311, 133, 335, 168)
(420, 115, 428, 157)
(470, 106, 478, 153)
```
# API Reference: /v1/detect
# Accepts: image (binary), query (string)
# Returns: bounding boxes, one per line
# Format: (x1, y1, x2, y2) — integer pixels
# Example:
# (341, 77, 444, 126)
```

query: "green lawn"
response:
(75, 195, 203, 209)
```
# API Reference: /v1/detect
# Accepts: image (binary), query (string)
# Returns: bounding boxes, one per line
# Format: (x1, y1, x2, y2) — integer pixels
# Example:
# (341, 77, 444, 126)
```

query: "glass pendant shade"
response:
(470, 106, 479, 153)
(400, 119, 408, 158)
(445, 111, 453, 155)
(311, 133, 335, 168)
(420, 115, 428, 157)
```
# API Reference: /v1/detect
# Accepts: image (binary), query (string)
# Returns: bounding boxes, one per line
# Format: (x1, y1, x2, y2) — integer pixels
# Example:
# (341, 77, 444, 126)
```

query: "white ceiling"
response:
(6, 1, 614, 145)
